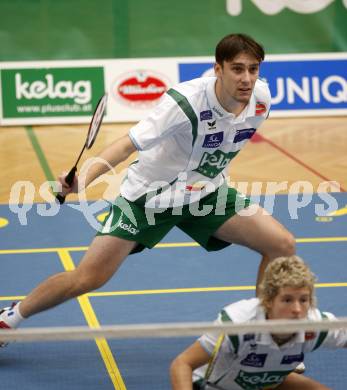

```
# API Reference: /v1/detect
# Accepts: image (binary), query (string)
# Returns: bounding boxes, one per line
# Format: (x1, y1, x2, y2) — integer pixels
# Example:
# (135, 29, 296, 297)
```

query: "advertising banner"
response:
(0, 53, 346, 125)
(0, 59, 178, 125)
(178, 53, 347, 117)
(1, 67, 105, 119)
(104, 58, 177, 122)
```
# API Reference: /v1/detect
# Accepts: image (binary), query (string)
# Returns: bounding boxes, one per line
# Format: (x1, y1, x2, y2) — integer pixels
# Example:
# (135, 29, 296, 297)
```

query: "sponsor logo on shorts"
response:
(202, 132, 223, 148)
(235, 369, 290, 389)
(117, 220, 139, 235)
(241, 353, 267, 368)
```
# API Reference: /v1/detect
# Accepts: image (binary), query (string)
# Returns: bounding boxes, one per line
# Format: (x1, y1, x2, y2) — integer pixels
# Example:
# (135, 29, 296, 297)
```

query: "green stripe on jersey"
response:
(220, 309, 231, 322)
(313, 312, 329, 350)
(166, 88, 198, 147)
(220, 309, 239, 354)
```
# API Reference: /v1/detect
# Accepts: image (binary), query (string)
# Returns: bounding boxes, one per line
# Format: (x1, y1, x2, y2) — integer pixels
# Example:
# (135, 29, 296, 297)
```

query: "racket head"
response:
(86, 93, 107, 149)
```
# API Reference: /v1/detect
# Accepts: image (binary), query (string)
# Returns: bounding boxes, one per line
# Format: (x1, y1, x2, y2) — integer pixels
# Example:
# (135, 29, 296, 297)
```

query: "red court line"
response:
(251, 133, 345, 192)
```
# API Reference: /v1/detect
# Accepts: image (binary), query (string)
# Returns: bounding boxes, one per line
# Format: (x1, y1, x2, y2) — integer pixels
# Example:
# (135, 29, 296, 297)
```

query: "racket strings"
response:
(56, 93, 107, 204)
(86, 94, 107, 148)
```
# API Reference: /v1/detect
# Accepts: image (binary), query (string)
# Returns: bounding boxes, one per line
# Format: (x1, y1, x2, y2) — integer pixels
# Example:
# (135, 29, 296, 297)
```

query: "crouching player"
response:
(170, 256, 347, 390)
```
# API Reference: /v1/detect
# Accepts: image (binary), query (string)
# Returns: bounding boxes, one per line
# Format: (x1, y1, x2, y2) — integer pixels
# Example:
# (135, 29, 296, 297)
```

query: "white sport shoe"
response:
(0, 303, 17, 347)
(294, 362, 306, 374)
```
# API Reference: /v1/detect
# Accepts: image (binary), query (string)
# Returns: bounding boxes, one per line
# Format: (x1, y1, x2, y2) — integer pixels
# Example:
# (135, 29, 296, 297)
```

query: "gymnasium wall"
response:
(1, 0, 346, 61)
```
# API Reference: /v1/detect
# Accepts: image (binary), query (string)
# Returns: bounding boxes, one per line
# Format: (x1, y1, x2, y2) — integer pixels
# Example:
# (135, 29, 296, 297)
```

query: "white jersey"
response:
(194, 298, 347, 390)
(122, 77, 271, 208)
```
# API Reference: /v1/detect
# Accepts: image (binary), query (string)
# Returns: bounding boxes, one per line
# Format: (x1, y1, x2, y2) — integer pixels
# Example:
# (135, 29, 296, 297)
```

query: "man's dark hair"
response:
(215, 33, 265, 65)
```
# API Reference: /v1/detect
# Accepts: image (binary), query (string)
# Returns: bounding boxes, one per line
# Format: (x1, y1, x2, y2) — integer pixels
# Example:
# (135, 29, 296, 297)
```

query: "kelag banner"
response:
(0, 0, 346, 61)
(1, 67, 104, 118)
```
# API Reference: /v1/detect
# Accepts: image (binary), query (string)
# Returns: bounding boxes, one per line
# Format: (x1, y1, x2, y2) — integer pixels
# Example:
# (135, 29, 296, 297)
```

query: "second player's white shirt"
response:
(122, 76, 271, 208)
(193, 298, 347, 390)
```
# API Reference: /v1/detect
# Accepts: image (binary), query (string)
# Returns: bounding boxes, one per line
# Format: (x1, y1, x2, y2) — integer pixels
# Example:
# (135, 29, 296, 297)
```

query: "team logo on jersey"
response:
(200, 110, 213, 121)
(235, 369, 291, 389)
(241, 353, 267, 368)
(256, 102, 267, 116)
(207, 120, 216, 130)
(202, 132, 223, 148)
(281, 353, 304, 365)
(194, 150, 237, 178)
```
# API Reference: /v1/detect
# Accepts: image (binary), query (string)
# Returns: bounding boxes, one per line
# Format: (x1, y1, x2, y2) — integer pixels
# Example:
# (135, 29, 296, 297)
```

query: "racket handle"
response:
(56, 166, 77, 205)
(65, 166, 77, 186)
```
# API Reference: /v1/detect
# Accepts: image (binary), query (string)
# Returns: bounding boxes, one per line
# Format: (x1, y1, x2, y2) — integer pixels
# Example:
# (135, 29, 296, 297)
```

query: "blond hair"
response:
(259, 256, 317, 310)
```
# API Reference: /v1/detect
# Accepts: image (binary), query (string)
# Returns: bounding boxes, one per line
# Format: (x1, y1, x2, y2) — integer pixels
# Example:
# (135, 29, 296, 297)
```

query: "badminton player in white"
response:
(170, 256, 347, 390)
(0, 34, 295, 342)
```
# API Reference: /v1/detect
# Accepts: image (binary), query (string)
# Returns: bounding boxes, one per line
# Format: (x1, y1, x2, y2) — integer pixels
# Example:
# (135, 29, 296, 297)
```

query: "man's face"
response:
(267, 286, 311, 321)
(214, 52, 260, 104)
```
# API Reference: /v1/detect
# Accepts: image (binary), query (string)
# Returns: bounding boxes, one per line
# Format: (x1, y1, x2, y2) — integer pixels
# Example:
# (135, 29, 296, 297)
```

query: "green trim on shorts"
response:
(167, 88, 198, 147)
(96, 183, 250, 254)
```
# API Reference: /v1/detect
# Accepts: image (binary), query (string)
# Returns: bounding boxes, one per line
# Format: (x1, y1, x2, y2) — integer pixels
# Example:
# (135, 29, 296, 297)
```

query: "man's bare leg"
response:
(20, 235, 137, 318)
(213, 204, 296, 295)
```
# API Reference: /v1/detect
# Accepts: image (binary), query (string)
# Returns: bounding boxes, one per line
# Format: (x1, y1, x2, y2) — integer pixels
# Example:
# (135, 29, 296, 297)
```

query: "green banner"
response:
(0, 0, 346, 60)
(1, 67, 105, 118)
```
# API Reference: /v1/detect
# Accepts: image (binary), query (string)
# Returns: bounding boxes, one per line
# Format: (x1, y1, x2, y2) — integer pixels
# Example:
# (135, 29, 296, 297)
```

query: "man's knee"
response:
(70, 269, 109, 296)
(269, 231, 296, 258)
(279, 232, 296, 256)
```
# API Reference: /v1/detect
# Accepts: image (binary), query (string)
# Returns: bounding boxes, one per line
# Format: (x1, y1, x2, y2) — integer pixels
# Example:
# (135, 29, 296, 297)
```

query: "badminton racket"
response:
(194, 334, 228, 390)
(56, 93, 107, 204)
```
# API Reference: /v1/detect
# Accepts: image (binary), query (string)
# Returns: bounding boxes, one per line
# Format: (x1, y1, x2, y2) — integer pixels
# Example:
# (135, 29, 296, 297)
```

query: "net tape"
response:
(1, 317, 347, 343)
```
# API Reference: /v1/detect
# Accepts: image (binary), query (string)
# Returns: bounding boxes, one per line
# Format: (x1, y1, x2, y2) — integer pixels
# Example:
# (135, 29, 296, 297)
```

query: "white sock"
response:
(2, 302, 24, 328)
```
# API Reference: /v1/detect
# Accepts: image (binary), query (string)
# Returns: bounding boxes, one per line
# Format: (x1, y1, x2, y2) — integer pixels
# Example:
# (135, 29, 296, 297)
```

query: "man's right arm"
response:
(59, 134, 137, 197)
(82, 134, 137, 189)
